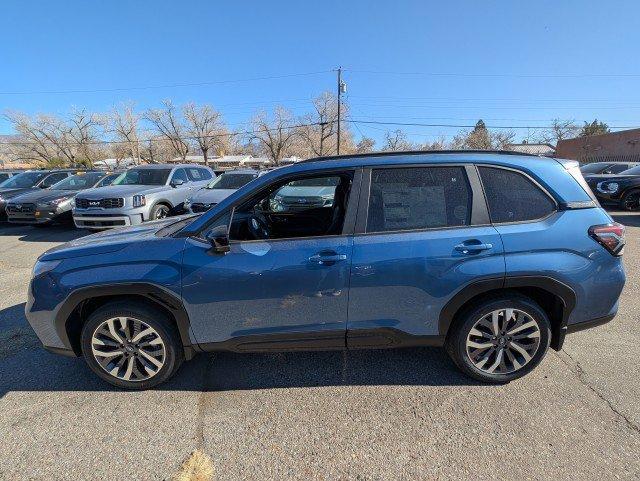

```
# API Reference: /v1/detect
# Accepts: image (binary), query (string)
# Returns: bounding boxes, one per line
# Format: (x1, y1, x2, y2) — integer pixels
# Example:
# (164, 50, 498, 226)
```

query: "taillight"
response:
(589, 223, 625, 256)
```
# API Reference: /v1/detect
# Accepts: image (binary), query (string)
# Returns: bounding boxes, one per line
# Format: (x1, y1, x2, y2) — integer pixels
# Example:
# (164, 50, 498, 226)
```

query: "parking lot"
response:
(0, 215, 639, 481)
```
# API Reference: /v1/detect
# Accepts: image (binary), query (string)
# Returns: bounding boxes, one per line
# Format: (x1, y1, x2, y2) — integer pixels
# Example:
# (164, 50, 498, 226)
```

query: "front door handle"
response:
(308, 253, 347, 265)
(454, 241, 493, 254)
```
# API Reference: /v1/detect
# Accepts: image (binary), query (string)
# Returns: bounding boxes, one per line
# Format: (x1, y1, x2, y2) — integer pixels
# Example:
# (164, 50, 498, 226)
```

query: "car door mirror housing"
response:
(171, 179, 185, 188)
(205, 226, 230, 254)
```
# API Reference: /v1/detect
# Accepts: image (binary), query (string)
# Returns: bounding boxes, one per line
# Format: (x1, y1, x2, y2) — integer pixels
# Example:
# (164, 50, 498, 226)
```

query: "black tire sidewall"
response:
(80, 301, 183, 390)
(621, 189, 640, 211)
(151, 204, 170, 220)
(447, 296, 551, 384)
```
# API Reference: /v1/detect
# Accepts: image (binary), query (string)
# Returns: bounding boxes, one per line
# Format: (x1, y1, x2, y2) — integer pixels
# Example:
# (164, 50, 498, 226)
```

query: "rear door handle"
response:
(308, 253, 347, 264)
(454, 242, 493, 254)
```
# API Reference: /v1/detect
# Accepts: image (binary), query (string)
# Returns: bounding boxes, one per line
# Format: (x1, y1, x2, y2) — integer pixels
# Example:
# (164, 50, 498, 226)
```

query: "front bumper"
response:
(7, 207, 70, 224)
(73, 210, 144, 229)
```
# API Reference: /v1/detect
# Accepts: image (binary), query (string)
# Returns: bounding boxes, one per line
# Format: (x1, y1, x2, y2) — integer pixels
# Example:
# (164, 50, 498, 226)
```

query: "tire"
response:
(620, 189, 640, 211)
(149, 203, 171, 220)
(445, 294, 551, 384)
(80, 301, 184, 390)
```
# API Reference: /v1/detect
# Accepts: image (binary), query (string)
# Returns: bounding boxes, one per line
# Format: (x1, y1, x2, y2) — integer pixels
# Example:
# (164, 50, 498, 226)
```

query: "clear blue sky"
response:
(2, 0, 640, 145)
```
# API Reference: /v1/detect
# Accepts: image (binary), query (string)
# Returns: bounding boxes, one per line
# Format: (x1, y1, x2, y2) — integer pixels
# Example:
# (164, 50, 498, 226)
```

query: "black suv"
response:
(583, 164, 640, 210)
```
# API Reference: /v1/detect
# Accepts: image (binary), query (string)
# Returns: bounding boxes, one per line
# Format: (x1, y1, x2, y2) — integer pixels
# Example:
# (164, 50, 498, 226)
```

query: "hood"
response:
(584, 174, 639, 184)
(276, 186, 335, 198)
(0, 187, 39, 199)
(39, 216, 180, 261)
(191, 188, 236, 204)
(78, 184, 169, 199)
(7, 189, 78, 204)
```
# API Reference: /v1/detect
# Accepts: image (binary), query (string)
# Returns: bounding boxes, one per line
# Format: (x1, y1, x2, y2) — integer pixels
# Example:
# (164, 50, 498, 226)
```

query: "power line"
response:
(0, 71, 332, 95)
(344, 69, 640, 79)
(346, 119, 640, 130)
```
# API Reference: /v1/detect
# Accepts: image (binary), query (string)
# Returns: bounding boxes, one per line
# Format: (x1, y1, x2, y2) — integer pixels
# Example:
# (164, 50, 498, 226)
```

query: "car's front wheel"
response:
(620, 189, 640, 211)
(80, 301, 183, 389)
(446, 295, 551, 383)
(150, 203, 170, 220)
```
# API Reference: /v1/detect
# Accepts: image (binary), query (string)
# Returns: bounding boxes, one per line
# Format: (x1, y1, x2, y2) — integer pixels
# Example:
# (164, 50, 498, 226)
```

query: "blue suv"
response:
(26, 152, 626, 389)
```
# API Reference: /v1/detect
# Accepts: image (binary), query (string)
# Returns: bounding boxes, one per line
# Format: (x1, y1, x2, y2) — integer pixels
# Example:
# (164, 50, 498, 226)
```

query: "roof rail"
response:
(299, 149, 545, 163)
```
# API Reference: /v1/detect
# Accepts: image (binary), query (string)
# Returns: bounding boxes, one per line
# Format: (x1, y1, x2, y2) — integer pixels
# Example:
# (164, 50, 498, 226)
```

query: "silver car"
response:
(73, 164, 214, 229)
(185, 169, 265, 213)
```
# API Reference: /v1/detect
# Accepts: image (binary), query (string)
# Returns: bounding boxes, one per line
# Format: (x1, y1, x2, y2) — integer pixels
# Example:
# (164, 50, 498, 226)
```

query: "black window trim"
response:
(354, 163, 490, 236)
(187, 167, 363, 244)
(475, 163, 559, 226)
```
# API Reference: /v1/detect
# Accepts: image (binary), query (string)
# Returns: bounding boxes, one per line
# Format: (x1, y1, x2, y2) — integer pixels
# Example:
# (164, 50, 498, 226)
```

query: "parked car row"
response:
(580, 161, 640, 210)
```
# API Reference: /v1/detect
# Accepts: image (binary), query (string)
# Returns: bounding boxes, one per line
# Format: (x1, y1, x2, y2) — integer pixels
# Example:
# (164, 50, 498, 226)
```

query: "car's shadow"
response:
(0, 223, 89, 243)
(0, 303, 478, 397)
(610, 212, 640, 228)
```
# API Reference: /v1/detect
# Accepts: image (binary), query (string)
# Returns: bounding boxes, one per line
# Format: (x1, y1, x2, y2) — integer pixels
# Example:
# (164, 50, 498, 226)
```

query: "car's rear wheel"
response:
(446, 295, 551, 383)
(80, 301, 183, 389)
(620, 189, 640, 211)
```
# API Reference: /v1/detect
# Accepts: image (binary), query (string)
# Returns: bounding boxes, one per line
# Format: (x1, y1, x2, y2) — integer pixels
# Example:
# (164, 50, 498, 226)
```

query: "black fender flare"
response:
(438, 275, 576, 348)
(54, 282, 196, 359)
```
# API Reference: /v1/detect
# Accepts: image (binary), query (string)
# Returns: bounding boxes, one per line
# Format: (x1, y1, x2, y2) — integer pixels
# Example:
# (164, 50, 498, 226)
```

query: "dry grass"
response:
(172, 450, 214, 481)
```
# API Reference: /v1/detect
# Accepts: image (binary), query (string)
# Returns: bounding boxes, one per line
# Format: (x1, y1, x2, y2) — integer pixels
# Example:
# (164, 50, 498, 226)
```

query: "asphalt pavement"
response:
(0, 217, 638, 480)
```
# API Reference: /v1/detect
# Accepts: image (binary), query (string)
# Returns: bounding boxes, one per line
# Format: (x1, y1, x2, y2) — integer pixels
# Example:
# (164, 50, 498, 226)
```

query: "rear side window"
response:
(186, 168, 208, 181)
(366, 167, 471, 233)
(478, 167, 556, 223)
(41, 172, 69, 187)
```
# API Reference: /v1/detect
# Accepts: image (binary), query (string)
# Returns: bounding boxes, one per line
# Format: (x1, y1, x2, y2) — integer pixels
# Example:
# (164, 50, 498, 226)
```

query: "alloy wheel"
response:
(155, 206, 169, 219)
(90, 317, 166, 382)
(465, 308, 541, 375)
(624, 192, 640, 210)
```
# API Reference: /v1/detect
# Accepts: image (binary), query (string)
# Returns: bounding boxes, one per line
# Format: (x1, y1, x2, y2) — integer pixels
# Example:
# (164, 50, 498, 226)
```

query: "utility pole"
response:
(336, 66, 346, 155)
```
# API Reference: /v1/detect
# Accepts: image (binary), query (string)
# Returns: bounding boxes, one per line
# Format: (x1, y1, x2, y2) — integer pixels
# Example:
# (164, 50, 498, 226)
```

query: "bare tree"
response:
(383, 130, 415, 151)
(145, 100, 190, 161)
(183, 103, 228, 166)
(250, 107, 299, 164)
(297, 92, 341, 157)
(355, 137, 376, 153)
(4, 108, 102, 167)
(105, 102, 146, 164)
(536, 118, 580, 144)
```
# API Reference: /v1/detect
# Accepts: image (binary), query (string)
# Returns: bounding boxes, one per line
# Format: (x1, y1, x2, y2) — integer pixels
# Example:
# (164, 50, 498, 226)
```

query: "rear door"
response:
(347, 164, 505, 346)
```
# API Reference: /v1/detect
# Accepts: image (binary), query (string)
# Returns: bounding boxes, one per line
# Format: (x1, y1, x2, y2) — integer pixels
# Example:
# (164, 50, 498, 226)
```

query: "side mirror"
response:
(603, 170, 612, 174)
(205, 225, 230, 254)
(171, 179, 185, 188)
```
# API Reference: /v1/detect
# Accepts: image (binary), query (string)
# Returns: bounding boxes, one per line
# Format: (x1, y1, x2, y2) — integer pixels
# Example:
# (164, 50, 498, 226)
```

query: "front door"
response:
(181, 170, 359, 350)
(347, 165, 505, 345)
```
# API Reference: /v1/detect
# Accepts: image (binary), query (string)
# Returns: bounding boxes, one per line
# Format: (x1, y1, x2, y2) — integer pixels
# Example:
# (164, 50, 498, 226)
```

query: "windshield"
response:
(620, 165, 640, 175)
(580, 163, 607, 174)
(114, 168, 171, 186)
(207, 173, 257, 190)
(288, 177, 339, 187)
(50, 172, 106, 190)
(0, 171, 47, 189)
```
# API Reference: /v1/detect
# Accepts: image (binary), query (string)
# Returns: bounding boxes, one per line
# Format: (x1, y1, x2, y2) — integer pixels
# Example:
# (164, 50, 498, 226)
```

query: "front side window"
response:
(171, 168, 189, 184)
(41, 172, 69, 188)
(50, 172, 105, 190)
(580, 163, 608, 174)
(366, 167, 471, 233)
(114, 168, 171, 186)
(228, 172, 352, 241)
(478, 167, 556, 223)
(207, 173, 257, 190)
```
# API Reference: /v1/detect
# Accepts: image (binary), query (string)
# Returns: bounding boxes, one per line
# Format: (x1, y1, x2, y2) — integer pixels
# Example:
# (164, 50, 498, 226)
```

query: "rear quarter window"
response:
(478, 166, 556, 223)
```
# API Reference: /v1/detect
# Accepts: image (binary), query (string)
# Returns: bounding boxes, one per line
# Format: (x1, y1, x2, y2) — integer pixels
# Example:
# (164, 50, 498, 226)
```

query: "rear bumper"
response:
(566, 313, 616, 334)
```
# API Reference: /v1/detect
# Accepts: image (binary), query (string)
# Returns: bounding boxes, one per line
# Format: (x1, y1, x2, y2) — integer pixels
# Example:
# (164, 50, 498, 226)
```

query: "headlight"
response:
(132, 194, 146, 207)
(40, 197, 71, 207)
(32, 259, 61, 278)
(597, 181, 619, 193)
